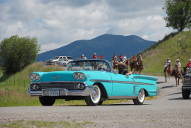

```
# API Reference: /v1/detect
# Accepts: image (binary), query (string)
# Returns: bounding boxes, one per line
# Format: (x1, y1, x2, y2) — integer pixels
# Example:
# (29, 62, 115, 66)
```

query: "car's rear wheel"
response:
(39, 96, 55, 106)
(85, 85, 102, 106)
(133, 89, 145, 105)
(182, 90, 190, 99)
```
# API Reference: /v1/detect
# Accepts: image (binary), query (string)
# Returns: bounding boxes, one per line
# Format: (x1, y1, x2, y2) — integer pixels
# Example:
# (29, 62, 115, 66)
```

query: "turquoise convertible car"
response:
(29, 59, 158, 106)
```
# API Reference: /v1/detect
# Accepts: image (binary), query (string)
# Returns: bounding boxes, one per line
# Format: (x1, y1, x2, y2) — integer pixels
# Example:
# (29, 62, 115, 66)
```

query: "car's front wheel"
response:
(85, 85, 102, 106)
(182, 90, 190, 99)
(133, 89, 145, 105)
(39, 96, 55, 106)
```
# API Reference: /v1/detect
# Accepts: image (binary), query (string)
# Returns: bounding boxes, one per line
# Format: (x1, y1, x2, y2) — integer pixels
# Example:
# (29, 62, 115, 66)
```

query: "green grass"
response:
(142, 31, 191, 74)
(0, 120, 92, 128)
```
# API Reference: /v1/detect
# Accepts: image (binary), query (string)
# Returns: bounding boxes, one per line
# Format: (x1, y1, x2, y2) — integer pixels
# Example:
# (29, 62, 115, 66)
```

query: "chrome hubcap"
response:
(90, 86, 101, 103)
(138, 89, 145, 103)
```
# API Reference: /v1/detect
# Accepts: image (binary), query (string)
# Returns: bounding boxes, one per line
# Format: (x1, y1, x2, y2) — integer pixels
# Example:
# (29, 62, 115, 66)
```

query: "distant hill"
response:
(37, 34, 156, 61)
(142, 31, 191, 74)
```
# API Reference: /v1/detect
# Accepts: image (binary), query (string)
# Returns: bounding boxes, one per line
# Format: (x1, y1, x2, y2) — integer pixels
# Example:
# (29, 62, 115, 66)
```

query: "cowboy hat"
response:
(176, 59, 180, 62)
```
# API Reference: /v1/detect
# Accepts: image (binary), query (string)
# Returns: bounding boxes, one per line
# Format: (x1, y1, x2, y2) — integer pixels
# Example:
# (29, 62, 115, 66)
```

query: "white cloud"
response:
(0, 0, 172, 52)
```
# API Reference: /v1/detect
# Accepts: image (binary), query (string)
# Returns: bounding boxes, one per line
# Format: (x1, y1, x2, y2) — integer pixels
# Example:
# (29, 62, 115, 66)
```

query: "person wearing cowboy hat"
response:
(175, 59, 181, 69)
(174, 59, 182, 86)
(81, 54, 87, 60)
(164, 58, 171, 68)
(174, 59, 182, 74)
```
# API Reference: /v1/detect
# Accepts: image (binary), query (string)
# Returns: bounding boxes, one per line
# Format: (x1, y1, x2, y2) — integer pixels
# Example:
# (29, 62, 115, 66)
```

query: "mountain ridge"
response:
(37, 34, 156, 61)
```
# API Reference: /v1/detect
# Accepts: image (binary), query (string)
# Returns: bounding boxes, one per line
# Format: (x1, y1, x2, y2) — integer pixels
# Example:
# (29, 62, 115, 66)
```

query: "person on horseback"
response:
(174, 59, 182, 86)
(130, 56, 137, 73)
(164, 58, 172, 82)
(175, 59, 181, 72)
(137, 55, 143, 74)
(164, 58, 171, 71)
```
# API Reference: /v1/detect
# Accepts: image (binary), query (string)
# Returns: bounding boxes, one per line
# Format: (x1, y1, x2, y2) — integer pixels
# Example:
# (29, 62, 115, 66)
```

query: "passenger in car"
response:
(117, 61, 127, 75)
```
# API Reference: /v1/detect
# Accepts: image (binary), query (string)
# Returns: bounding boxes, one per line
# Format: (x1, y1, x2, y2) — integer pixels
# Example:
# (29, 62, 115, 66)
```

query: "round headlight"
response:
(76, 83, 85, 89)
(30, 73, 41, 81)
(30, 84, 40, 90)
(73, 72, 86, 80)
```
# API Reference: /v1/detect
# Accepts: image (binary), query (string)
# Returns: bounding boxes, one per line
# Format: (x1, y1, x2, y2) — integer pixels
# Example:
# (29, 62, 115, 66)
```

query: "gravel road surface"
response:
(0, 76, 191, 128)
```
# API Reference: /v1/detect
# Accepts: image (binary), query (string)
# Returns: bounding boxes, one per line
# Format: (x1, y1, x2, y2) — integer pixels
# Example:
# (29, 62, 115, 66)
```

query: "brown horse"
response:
(136, 56, 143, 74)
(172, 68, 182, 86)
(130, 57, 143, 74)
(130, 60, 137, 73)
(164, 64, 172, 82)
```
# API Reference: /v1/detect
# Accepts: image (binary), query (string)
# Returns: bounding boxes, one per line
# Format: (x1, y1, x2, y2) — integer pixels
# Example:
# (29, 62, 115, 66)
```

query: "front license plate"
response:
(185, 77, 190, 80)
(42, 89, 66, 96)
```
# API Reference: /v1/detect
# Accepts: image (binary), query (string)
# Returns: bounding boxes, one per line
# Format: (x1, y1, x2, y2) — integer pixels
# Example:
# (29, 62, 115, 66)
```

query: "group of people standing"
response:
(80, 53, 144, 75)
(112, 55, 144, 75)
(80, 53, 104, 60)
(164, 58, 191, 86)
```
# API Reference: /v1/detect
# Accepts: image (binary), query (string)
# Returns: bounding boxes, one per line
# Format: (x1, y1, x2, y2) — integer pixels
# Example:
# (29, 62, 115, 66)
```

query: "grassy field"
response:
(0, 120, 92, 128)
(142, 31, 191, 75)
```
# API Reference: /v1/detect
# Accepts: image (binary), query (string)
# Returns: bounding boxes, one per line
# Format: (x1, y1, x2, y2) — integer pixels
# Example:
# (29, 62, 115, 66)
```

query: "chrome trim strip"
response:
(28, 86, 92, 96)
(133, 76, 157, 81)
(33, 81, 86, 84)
(90, 79, 154, 85)
(108, 96, 137, 99)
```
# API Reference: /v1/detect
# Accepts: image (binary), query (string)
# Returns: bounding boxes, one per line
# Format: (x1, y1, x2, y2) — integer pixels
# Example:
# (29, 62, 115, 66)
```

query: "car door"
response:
(111, 73, 135, 97)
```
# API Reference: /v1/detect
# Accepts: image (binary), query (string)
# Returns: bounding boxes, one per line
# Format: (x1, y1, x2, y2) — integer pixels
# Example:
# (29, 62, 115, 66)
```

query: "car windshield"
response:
(67, 60, 111, 72)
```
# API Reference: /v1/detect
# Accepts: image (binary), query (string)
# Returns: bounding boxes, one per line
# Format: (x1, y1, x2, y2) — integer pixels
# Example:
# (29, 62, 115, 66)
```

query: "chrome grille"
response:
(183, 76, 191, 85)
(38, 82, 85, 90)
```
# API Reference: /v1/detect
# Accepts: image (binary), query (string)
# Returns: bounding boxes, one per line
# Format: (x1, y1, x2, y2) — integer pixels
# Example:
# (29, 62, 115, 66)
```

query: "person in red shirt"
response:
(92, 52, 97, 59)
(186, 59, 191, 68)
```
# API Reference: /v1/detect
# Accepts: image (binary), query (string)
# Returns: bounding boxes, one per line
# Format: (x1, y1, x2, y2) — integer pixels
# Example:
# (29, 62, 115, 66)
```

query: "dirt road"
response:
(0, 77, 191, 128)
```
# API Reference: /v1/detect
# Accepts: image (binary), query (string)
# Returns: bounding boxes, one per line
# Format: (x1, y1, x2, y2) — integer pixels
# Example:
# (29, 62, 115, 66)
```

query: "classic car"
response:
(29, 59, 158, 106)
(182, 67, 191, 99)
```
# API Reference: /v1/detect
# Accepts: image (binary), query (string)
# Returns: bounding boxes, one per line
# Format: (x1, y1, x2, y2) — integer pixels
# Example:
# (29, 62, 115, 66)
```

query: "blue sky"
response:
(0, 0, 173, 52)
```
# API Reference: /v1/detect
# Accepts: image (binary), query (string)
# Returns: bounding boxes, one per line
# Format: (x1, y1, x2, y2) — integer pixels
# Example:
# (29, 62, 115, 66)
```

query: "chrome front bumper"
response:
(182, 85, 191, 90)
(28, 86, 93, 97)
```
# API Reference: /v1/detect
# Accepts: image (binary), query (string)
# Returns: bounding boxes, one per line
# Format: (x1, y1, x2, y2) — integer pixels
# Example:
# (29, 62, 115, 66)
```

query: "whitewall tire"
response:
(85, 85, 102, 106)
(133, 89, 145, 105)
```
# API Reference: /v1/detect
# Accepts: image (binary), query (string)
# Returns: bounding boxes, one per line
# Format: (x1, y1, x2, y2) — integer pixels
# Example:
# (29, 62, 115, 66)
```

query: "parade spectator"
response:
(81, 54, 87, 60)
(112, 56, 118, 70)
(92, 52, 97, 59)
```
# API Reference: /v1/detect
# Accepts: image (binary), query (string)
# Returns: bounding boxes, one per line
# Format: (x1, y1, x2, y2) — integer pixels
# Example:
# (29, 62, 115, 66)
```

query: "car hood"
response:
(32, 70, 101, 83)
